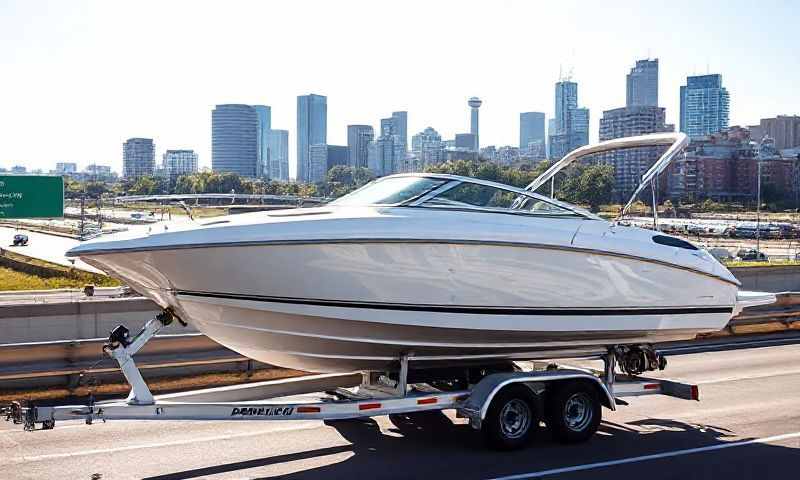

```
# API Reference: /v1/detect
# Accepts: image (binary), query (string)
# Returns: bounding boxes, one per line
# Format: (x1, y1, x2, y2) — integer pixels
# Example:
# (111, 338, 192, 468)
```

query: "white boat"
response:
(66, 133, 773, 375)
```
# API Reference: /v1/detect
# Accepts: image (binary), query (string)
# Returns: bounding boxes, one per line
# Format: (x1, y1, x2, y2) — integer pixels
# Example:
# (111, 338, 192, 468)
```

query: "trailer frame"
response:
(2, 311, 700, 449)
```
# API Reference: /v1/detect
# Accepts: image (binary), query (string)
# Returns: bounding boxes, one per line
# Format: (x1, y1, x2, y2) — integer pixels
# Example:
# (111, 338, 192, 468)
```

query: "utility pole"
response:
(79, 194, 86, 241)
(96, 195, 103, 230)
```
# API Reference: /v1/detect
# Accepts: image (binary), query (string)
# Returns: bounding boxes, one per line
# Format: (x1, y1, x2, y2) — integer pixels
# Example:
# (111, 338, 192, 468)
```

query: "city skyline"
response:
(1, 1, 799, 176)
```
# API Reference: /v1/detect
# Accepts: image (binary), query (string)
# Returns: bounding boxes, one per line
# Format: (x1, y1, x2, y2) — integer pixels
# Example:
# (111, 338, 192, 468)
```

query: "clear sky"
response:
(1, 0, 798, 178)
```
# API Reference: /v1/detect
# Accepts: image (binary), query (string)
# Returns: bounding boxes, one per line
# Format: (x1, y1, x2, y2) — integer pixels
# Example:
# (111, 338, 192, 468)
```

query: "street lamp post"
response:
(756, 159, 761, 256)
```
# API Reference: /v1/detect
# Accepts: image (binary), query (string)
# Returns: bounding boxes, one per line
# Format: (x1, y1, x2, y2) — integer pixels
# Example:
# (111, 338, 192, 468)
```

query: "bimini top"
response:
(330, 173, 603, 220)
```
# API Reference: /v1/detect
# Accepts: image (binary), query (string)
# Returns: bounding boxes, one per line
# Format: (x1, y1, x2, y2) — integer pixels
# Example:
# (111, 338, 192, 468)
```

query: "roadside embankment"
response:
(0, 249, 118, 289)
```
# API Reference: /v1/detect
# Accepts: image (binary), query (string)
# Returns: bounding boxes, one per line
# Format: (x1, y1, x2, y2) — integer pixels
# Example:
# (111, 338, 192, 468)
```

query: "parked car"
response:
(12, 234, 28, 246)
(736, 248, 767, 261)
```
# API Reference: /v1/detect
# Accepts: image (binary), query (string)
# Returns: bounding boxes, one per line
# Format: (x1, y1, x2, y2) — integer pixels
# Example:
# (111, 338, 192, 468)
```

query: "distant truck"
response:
(12, 234, 28, 246)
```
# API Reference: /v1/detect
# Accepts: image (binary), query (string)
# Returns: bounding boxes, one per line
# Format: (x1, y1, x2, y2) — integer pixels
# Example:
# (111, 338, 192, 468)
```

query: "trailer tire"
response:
(482, 385, 539, 450)
(546, 380, 602, 444)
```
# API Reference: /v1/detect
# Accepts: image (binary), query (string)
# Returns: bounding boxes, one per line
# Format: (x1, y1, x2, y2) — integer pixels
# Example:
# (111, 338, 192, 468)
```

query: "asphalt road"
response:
(0, 225, 101, 273)
(0, 221, 183, 274)
(2, 342, 800, 480)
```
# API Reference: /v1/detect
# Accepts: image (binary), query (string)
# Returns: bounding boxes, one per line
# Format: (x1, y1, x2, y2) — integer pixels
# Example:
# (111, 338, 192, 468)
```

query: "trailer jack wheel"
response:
(546, 381, 602, 444)
(482, 385, 539, 450)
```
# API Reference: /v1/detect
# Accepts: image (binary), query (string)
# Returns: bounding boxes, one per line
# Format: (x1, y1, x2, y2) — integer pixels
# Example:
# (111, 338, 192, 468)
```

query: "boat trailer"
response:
(2, 311, 699, 449)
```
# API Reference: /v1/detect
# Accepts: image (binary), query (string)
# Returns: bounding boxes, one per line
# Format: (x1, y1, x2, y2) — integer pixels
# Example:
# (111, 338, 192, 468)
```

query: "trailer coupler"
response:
(0, 401, 53, 431)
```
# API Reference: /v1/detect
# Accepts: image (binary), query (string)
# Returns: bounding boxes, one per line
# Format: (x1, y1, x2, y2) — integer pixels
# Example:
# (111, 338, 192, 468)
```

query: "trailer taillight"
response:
(297, 406, 321, 413)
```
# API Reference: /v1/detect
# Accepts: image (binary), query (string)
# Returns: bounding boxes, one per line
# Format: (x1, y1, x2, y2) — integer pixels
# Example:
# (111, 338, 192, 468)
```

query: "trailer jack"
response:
(104, 309, 181, 406)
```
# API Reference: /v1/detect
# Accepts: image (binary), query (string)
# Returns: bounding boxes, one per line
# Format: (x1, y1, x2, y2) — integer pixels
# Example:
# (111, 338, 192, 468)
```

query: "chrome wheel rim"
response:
(499, 399, 531, 439)
(563, 393, 593, 432)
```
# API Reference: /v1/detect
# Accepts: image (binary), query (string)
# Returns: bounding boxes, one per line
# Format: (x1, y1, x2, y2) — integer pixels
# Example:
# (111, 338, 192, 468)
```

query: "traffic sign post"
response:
(0, 175, 64, 219)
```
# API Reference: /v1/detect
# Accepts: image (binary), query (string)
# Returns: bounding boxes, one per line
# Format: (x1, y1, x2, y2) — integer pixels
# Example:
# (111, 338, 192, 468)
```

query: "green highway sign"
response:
(0, 175, 64, 219)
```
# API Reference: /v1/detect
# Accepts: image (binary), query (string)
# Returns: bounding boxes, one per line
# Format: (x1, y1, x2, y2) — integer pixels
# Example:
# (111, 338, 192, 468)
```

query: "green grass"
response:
(0, 266, 120, 290)
(724, 259, 800, 268)
(0, 250, 121, 290)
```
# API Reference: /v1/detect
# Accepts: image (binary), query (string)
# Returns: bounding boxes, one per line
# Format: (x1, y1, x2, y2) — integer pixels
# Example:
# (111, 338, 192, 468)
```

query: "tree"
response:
(128, 176, 159, 195)
(322, 165, 375, 197)
(84, 181, 109, 197)
(575, 164, 614, 212)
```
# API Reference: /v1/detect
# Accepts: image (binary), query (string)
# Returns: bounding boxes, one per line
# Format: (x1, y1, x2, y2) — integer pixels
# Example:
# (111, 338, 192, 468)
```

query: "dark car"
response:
(736, 248, 767, 261)
(12, 234, 28, 246)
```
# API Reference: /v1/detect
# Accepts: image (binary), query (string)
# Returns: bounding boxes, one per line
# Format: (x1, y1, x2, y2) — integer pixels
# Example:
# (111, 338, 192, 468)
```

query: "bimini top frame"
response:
(525, 132, 690, 228)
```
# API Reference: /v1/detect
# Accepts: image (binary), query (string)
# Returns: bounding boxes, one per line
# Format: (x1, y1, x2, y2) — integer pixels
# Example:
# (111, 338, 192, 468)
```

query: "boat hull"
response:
(176, 293, 729, 372)
(80, 241, 738, 373)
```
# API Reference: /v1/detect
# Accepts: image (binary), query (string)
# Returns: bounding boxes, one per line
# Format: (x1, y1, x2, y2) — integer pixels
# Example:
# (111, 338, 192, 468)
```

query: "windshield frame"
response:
(328, 173, 600, 220)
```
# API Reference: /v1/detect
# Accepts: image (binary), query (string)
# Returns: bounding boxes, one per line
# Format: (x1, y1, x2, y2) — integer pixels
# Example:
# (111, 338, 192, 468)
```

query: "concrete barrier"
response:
(0, 297, 192, 344)
(730, 265, 800, 293)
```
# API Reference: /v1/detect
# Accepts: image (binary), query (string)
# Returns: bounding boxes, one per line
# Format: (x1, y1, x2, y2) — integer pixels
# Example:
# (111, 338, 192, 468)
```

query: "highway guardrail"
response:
(2, 294, 799, 393)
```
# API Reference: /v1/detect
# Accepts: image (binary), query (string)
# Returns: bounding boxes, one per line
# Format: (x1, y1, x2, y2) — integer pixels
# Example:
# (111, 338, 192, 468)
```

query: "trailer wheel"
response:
(546, 381, 601, 444)
(482, 385, 539, 450)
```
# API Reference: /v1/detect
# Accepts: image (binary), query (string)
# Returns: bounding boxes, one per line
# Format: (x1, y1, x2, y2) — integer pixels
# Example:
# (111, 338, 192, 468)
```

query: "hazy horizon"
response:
(1, 0, 798, 178)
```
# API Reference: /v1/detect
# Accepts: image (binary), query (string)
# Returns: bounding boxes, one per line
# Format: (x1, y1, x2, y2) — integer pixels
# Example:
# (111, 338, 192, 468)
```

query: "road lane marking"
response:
(487, 431, 800, 480)
(3, 422, 321, 465)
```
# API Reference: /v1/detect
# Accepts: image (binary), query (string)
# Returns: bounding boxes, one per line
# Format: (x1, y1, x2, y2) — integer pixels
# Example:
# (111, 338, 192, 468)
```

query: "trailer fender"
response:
(460, 370, 615, 428)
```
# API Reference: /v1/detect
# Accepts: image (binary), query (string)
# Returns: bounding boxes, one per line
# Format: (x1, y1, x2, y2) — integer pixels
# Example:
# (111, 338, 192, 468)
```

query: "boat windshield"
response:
(422, 182, 577, 216)
(330, 176, 446, 206)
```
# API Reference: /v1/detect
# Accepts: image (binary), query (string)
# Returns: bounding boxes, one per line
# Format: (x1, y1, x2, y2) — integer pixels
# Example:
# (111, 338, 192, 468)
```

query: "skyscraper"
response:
(392, 111, 407, 151)
(520, 112, 546, 151)
(411, 127, 444, 167)
(679, 74, 730, 138)
(162, 150, 198, 177)
(468, 97, 482, 151)
(455, 133, 477, 150)
(554, 81, 578, 135)
(599, 106, 674, 200)
(308, 144, 328, 184)
(368, 134, 405, 176)
(327, 145, 348, 168)
(379, 111, 408, 151)
(749, 116, 800, 149)
(571, 108, 590, 147)
(267, 130, 289, 181)
(347, 125, 374, 168)
(212, 104, 259, 177)
(254, 105, 271, 177)
(297, 94, 327, 183)
(549, 80, 589, 159)
(308, 144, 349, 183)
(123, 138, 155, 179)
(626, 59, 659, 107)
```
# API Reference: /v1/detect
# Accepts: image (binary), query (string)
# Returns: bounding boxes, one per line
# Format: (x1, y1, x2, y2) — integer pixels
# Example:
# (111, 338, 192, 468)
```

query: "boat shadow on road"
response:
(142, 412, 798, 480)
